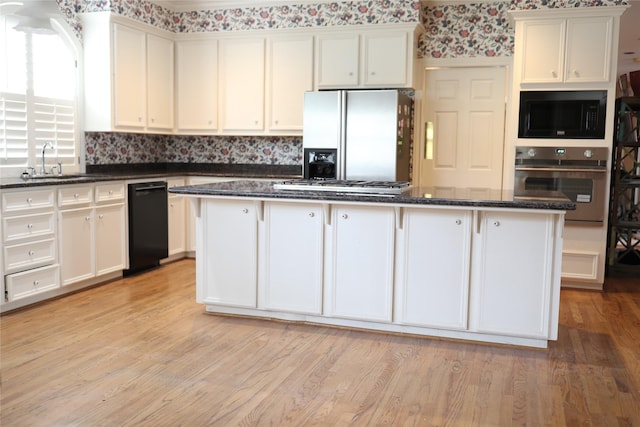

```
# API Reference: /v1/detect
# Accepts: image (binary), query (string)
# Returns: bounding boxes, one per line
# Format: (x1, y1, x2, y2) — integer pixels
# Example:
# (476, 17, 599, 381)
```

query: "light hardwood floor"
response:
(1, 259, 639, 426)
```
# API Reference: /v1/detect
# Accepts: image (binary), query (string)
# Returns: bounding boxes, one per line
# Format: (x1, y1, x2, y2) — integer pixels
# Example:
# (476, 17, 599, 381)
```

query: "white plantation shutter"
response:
(33, 96, 76, 165)
(0, 92, 29, 166)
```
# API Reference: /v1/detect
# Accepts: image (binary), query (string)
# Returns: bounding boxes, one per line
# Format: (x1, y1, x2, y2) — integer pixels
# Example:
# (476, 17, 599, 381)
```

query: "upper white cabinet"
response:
(316, 25, 419, 89)
(267, 36, 314, 132)
(82, 13, 174, 133)
(219, 38, 265, 131)
(146, 33, 174, 130)
(175, 39, 218, 133)
(512, 8, 625, 85)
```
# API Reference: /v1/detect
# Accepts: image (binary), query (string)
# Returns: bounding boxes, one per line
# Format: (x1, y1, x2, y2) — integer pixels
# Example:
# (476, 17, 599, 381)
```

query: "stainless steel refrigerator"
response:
(302, 90, 412, 181)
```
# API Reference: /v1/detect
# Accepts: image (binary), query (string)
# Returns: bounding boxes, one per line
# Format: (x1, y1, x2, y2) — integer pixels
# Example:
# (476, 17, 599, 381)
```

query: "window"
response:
(0, 12, 80, 177)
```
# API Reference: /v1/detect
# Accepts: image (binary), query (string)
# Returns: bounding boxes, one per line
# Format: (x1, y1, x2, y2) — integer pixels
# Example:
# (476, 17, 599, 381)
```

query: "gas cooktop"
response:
(273, 179, 411, 195)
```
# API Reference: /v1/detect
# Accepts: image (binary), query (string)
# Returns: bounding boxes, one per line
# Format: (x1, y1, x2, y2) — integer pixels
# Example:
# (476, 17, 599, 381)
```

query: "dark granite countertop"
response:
(0, 164, 301, 190)
(170, 180, 576, 211)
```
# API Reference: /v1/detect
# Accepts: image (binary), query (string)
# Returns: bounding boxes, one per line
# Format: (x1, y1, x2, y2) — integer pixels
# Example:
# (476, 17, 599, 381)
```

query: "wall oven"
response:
(514, 146, 608, 223)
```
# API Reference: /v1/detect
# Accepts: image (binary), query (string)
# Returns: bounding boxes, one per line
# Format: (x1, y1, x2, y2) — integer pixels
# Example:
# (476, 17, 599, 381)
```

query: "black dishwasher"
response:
(125, 181, 168, 276)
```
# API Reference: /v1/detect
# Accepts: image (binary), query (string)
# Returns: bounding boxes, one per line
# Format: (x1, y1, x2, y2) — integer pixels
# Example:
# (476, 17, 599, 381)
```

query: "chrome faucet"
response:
(41, 142, 53, 175)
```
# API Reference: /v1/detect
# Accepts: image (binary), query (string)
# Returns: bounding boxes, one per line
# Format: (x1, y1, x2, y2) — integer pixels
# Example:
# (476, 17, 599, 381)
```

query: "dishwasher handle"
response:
(134, 184, 167, 192)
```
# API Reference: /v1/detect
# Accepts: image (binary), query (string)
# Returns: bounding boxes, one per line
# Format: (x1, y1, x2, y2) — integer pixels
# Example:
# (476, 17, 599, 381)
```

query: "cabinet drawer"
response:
(95, 182, 125, 203)
(58, 185, 93, 207)
(4, 238, 56, 273)
(167, 178, 185, 189)
(2, 188, 55, 214)
(3, 212, 56, 242)
(5, 264, 60, 302)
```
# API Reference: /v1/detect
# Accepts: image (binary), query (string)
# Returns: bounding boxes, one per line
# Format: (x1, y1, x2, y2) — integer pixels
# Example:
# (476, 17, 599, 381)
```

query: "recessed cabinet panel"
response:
(268, 37, 313, 131)
(564, 17, 612, 83)
(316, 34, 359, 88)
(146, 34, 174, 130)
(520, 20, 565, 84)
(95, 203, 126, 276)
(176, 40, 218, 132)
(219, 38, 265, 131)
(263, 202, 323, 314)
(59, 207, 95, 286)
(113, 23, 146, 128)
(363, 31, 408, 86)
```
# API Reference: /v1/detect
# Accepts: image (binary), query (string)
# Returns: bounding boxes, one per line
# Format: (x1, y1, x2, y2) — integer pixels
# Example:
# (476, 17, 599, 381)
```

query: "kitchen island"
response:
(171, 180, 574, 348)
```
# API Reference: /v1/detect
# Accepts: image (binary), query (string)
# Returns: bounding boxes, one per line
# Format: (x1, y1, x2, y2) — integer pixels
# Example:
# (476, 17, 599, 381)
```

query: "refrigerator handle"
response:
(338, 91, 347, 180)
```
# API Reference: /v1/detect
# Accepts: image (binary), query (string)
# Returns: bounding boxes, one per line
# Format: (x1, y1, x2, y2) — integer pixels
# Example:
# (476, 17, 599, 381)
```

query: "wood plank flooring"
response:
(1, 259, 639, 426)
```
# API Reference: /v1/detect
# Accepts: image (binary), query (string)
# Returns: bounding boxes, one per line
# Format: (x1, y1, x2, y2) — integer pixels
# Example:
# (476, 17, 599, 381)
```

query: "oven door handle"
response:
(514, 167, 607, 173)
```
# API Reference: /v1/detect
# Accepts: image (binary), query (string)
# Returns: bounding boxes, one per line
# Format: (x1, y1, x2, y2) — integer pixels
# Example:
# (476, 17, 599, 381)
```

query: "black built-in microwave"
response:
(518, 90, 607, 139)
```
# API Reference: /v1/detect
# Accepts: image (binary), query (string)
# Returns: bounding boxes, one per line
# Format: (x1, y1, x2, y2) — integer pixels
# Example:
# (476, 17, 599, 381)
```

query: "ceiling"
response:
(155, 0, 640, 75)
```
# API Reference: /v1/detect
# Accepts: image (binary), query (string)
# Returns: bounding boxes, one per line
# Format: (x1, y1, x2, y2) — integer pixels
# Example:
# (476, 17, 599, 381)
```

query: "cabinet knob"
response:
(208, 120, 212, 125)
(342, 213, 348, 219)
(109, 190, 114, 195)
(348, 72, 353, 76)
(170, 203, 174, 207)
(98, 214, 104, 220)
(274, 120, 279, 125)
(26, 197, 33, 204)
(493, 221, 500, 227)
(551, 70, 557, 77)
(85, 216, 91, 221)
(242, 208, 249, 214)
(151, 118, 155, 123)
(309, 212, 315, 218)
(28, 250, 35, 256)
(33, 280, 39, 286)
(138, 117, 143, 122)
(371, 71, 376, 76)
(455, 219, 462, 225)
(73, 193, 79, 199)
(573, 70, 579, 77)
(27, 223, 33, 229)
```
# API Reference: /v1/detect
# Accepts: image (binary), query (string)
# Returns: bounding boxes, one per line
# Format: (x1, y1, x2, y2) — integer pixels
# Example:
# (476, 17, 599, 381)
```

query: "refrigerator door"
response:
(303, 91, 343, 150)
(345, 90, 400, 181)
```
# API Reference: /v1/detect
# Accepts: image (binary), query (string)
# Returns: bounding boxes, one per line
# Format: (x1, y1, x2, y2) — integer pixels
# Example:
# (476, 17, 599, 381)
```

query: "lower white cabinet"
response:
(59, 206, 95, 285)
(261, 202, 323, 314)
(326, 205, 396, 322)
(397, 208, 472, 329)
(167, 178, 187, 256)
(198, 199, 258, 307)
(58, 183, 126, 286)
(470, 211, 558, 338)
(5, 264, 60, 302)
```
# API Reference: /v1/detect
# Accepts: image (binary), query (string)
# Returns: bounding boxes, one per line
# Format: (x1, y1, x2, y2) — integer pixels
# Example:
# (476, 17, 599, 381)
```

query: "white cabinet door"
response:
(199, 199, 258, 307)
(95, 203, 126, 276)
(316, 34, 359, 88)
(564, 17, 612, 83)
(146, 33, 174, 130)
(398, 208, 472, 329)
(520, 20, 565, 84)
(470, 211, 556, 338)
(113, 23, 146, 128)
(262, 202, 323, 314)
(175, 40, 218, 132)
(327, 205, 395, 322)
(267, 36, 313, 131)
(167, 178, 186, 256)
(59, 207, 95, 286)
(363, 31, 408, 87)
(219, 38, 265, 131)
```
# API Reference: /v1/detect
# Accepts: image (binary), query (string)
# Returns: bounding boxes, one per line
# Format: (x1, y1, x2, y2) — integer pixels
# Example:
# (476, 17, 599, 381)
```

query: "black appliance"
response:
(125, 181, 168, 276)
(518, 90, 607, 139)
(303, 148, 337, 180)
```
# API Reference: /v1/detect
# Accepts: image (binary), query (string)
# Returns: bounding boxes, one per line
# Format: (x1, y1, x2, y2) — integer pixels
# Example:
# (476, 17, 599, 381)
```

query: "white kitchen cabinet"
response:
(146, 33, 174, 130)
(267, 36, 313, 132)
(175, 39, 218, 132)
(517, 14, 613, 84)
(167, 178, 186, 256)
(362, 31, 409, 86)
(261, 202, 323, 314)
(2, 187, 59, 302)
(198, 199, 258, 307)
(219, 38, 265, 131)
(470, 211, 558, 338)
(326, 205, 395, 322)
(82, 13, 174, 132)
(113, 23, 147, 128)
(316, 33, 360, 88)
(397, 208, 472, 329)
(59, 206, 95, 285)
(316, 26, 417, 89)
(58, 182, 125, 286)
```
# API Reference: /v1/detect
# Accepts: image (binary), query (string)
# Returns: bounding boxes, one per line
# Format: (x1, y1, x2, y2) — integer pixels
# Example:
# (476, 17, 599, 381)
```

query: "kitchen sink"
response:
(22, 174, 93, 180)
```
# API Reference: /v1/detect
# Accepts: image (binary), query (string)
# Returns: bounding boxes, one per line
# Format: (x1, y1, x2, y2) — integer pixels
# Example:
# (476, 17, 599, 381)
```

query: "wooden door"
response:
(418, 67, 506, 190)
